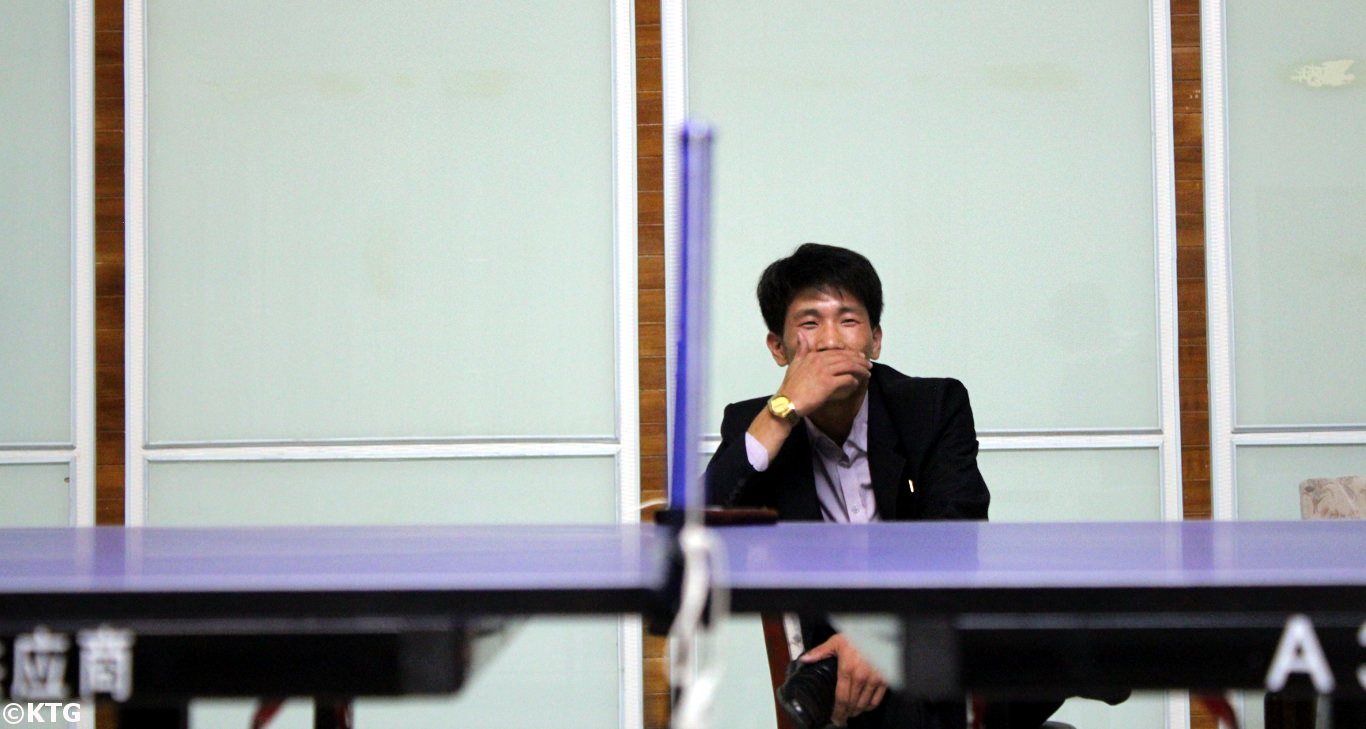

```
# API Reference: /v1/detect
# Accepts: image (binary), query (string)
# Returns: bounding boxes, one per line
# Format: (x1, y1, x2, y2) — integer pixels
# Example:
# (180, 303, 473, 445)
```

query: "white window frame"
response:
(662, 1, 1186, 726)
(124, 1, 641, 725)
(1200, 0, 1366, 521)
(0, 0, 96, 527)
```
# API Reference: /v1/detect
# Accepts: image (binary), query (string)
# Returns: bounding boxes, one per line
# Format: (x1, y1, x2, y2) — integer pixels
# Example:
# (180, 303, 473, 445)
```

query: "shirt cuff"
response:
(744, 432, 771, 473)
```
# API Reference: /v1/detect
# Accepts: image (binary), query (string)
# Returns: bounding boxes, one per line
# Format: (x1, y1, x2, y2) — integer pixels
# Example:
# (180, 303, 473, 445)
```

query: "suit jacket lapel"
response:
(866, 374, 907, 520)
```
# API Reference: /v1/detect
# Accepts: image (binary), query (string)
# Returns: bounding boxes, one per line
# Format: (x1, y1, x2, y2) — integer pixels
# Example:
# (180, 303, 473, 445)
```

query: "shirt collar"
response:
(803, 391, 870, 455)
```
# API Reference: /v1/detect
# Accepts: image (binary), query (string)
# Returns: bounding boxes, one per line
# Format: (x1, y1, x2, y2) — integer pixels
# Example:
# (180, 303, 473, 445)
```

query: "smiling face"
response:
(767, 287, 882, 376)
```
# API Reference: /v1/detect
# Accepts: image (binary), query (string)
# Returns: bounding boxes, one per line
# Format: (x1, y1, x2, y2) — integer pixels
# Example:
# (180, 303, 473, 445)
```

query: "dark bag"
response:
(777, 656, 838, 729)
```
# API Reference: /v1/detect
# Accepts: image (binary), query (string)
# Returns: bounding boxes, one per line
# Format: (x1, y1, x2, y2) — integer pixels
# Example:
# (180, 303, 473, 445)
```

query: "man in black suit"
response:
(705, 243, 1053, 729)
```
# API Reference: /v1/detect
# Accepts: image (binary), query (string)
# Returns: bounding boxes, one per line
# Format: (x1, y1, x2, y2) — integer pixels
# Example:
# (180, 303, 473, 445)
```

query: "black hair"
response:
(756, 243, 883, 336)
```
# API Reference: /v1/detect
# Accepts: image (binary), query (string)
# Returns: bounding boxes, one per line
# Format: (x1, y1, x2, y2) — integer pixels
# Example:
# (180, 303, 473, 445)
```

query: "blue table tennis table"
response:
(713, 521, 1366, 705)
(0, 525, 672, 726)
(1, 520, 1364, 727)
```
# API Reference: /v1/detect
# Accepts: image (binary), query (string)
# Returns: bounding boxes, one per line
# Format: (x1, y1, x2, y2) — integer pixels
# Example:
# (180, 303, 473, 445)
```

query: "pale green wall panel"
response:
(354, 619, 619, 729)
(689, 5, 1165, 723)
(691, 1, 1160, 432)
(0, 463, 70, 526)
(1235, 445, 1366, 521)
(190, 618, 620, 729)
(981, 448, 1162, 522)
(711, 615, 781, 729)
(148, 456, 620, 728)
(144, 0, 616, 443)
(0, 0, 73, 444)
(1047, 692, 1167, 729)
(1226, 0, 1366, 427)
(146, 457, 617, 526)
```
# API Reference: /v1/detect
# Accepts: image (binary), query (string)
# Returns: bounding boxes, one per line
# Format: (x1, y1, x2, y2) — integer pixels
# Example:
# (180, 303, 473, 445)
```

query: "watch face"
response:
(770, 396, 794, 418)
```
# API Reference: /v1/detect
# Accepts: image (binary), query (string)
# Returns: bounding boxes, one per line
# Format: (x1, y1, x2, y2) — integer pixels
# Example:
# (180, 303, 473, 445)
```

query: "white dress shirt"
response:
(743, 393, 879, 524)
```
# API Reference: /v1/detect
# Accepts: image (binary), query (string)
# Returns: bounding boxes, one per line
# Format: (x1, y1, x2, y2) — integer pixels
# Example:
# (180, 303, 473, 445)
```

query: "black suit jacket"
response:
(703, 363, 993, 729)
(705, 363, 990, 522)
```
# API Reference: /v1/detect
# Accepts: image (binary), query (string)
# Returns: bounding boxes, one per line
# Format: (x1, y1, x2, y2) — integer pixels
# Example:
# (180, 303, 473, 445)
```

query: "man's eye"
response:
(799, 321, 818, 328)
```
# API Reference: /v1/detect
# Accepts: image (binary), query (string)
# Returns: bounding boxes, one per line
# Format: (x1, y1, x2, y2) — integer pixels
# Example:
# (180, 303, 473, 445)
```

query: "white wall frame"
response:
(664, 0, 1183, 520)
(1201, 0, 1237, 521)
(611, 0, 642, 528)
(1150, 0, 1184, 531)
(124, 0, 640, 525)
(124, 0, 148, 517)
(125, 1, 641, 726)
(70, 0, 96, 527)
(0, 0, 97, 526)
(609, 2, 643, 724)
(665, 0, 1185, 726)
(661, 0, 687, 490)
(1200, 0, 1366, 521)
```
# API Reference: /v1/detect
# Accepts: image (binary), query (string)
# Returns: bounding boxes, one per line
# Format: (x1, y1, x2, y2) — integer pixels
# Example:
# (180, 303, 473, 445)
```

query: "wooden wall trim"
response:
(94, 0, 124, 526)
(636, 0, 668, 726)
(1172, 1, 1215, 727)
(1172, 0, 1210, 523)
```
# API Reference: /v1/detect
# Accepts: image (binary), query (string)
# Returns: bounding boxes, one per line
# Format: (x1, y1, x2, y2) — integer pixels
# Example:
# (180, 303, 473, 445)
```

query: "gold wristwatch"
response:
(767, 394, 800, 425)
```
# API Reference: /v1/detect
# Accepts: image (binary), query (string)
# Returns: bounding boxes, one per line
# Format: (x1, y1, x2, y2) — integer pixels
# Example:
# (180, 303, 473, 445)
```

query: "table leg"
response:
(116, 703, 189, 729)
(1263, 693, 1315, 729)
(1329, 698, 1365, 729)
(313, 699, 352, 729)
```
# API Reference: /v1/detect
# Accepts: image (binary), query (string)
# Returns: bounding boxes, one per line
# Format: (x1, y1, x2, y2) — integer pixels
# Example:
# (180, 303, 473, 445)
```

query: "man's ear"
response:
(870, 326, 883, 360)
(766, 331, 789, 366)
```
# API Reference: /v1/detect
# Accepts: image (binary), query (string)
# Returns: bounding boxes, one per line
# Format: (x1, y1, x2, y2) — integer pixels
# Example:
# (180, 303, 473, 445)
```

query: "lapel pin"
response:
(907, 479, 915, 493)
